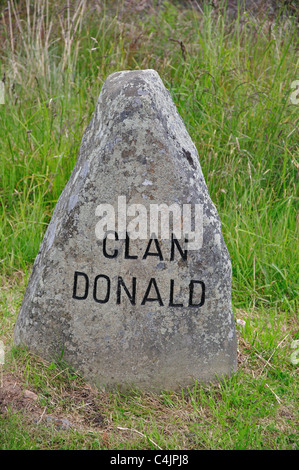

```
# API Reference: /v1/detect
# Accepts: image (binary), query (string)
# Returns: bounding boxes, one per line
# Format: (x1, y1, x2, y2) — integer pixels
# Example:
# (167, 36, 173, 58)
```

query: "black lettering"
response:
(103, 231, 118, 258)
(93, 274, 110, 304)
(72, 271, 89, 300)
(141, 278, 164, 305)
(189, 280, 205, 307)
(170, 234, 187, 261)
(169, 279, 184, 307)
(142, 237, 163, 260)
(117, 276, 136, 305)
(125, 232, 138, 259)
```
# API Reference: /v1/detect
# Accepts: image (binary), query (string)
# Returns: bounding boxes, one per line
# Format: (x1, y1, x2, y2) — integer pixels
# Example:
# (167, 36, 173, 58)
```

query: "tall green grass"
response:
(0, 0, 298, 451)
(1, 0, 297, 313)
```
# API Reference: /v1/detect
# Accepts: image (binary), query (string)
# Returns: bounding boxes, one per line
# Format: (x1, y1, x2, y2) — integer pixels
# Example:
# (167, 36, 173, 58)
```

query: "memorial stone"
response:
(14, 70, 237, 391)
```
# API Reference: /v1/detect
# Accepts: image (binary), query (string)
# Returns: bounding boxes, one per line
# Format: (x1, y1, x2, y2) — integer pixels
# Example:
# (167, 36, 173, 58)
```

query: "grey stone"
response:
(14, 69, 237, 392)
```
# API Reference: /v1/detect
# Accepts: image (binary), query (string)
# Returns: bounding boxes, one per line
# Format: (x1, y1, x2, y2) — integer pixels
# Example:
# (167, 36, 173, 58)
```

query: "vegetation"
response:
(0, 0, 298, 450)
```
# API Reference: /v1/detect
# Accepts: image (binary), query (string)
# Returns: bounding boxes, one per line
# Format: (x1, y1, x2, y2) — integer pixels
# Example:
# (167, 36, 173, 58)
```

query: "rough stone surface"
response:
(14, 69, 237, 392)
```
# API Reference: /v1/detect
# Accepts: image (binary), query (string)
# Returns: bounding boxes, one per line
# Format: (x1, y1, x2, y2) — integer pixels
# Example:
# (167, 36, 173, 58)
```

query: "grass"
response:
(0, 0, 298, 450)
(0, 317, 297, 450)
